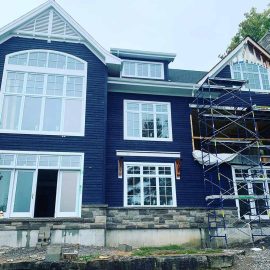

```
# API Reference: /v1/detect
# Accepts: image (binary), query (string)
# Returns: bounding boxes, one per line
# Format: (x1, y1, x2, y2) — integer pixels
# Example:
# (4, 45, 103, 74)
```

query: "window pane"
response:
(39, 155, 59, 167)
(127, 112, 140, 137)
(17, 155, 37, 166)
(26, 73, 44, 94)
(150, 64, 162, 78)
(21, 97, 42, 131)
(8, 53, 27, 66)
(123, 62, 135, 76)
(156, 114, 169, 138)
(61, 155, 81, 168)
(127, 166, 140, 175)
(29, 52, 47, 67)
(159, 177, 173, 206)
(143, 177, 157, 205)
(6, 72, 24, 93)
(127, 102, 139, 111)
(47, 75, 64, 96)
(0, 170, 11, 212)
(142, 103, 153, 112)
(13, 170, 34, 212)
(63, 99, 82, 132)
(0, 95, 21, 130)
(137, 63, 148, 77)
(127, 177, 141, 205)
(142, 113, 154, 138)
(43, 98, 62, 131)
(67, 57, 84, 70)
(0, 154, 15, 166)
(66, 76, 83, 97)
(60, 171, 79, 212)
(48, 53, 66, 69)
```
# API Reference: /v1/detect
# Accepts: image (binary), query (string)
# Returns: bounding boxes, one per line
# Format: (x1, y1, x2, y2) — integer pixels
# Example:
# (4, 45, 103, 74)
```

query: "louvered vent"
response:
(18, 10, 50, 34)
(16, 9, 81, 40)
(52, 11, 79, 38)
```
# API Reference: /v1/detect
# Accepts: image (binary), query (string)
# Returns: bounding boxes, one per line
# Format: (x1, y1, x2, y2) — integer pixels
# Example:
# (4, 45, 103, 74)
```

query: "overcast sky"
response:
(1, 0, 269, 71)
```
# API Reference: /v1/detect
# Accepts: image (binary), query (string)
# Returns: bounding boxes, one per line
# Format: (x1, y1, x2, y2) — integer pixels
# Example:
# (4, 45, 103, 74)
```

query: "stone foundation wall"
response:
(106, 207, 239, 230)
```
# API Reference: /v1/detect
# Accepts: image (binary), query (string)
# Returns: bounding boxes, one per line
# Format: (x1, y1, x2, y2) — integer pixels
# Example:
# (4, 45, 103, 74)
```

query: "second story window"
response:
(232, 62, 270, 91)
(0, 50, 87, 136)
(124, 100, 172, 141)
(122, 60, 164, 80)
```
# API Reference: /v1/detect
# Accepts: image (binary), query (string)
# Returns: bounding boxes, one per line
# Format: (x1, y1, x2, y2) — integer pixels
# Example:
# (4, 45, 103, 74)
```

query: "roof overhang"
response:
(0, 0, 121, 68)
(110, 48, 176, 63)
(108, 77, 199, 97)
(198, 36, 270, 85)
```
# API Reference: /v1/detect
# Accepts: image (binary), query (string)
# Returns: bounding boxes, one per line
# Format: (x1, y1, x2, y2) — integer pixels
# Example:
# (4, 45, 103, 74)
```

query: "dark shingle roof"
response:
(168, 69, 207, 83)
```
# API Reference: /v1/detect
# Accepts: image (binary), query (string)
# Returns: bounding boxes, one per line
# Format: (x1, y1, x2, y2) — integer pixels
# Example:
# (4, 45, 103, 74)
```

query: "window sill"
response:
(0, 130, 85, 137)
(124, 137, 173, 142)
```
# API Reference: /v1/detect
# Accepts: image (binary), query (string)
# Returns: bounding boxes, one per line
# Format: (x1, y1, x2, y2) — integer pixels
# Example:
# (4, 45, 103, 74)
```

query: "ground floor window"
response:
(232, 166, 270, 219)
(0, 151, 83, 218)
(124, 162, 176, 207)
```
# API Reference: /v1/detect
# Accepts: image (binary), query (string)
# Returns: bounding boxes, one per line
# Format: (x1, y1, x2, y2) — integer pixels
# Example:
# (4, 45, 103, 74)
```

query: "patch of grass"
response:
(78, 254, 100, 262)
(132, 245, 222, 257)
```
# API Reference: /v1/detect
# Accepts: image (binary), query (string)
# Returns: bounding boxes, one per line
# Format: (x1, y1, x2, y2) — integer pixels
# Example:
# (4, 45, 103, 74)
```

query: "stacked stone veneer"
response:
(106, 207, 239, 230)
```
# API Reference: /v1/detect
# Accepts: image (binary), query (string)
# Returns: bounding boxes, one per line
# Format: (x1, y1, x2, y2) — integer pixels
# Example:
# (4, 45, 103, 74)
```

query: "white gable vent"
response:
(51, 11, 79, 37)
(16, 9, 81, 40)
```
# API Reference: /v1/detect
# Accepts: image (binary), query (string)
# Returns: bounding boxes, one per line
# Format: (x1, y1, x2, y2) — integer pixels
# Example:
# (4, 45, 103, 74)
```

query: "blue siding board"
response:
(106, 92, 207, 207)
(0, 37, 108, 205)
(216, 65, 231, 78)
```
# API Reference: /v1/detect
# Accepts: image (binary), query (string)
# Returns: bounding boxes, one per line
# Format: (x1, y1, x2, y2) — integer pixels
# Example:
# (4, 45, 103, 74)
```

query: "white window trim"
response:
(123, 162, 177, 207)
(232, 165, 270, 220)
(230, 61, 270, 93)
(123, 100, 173, 142)
(116, 150, 180, 158)
(0, 50, 87, 136)
(121, 59, 164, 80)
(0, 150, 84, 218)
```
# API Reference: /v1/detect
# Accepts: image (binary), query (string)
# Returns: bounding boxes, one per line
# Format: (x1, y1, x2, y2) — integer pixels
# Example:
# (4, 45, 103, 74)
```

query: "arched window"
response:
(232, 62, 270, 91)
(0, 50, 87, 135)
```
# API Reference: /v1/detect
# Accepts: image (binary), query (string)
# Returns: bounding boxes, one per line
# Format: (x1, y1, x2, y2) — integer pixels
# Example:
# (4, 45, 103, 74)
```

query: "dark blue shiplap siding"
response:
(0, 37, 108, 205)
(106, 92, 207, 207)
(216, 65, 231, 78)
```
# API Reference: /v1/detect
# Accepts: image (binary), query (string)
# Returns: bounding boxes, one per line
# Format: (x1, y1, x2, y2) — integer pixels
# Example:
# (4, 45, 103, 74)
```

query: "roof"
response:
(110, 48, 176, 63)
(198, 36, 270, 85)
(259, 31, 270, 53)
(0, 0, 121, 67)
(168, 69, 207, 83)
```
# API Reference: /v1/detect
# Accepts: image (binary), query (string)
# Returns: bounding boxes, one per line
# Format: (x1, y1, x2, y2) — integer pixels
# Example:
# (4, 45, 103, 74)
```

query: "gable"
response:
(198, 37, 270, 84)
(0, 0, 121, 67)
(16, 8, 82, 41)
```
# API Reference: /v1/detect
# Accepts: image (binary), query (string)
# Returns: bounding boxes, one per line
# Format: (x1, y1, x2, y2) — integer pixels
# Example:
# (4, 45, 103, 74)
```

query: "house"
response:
(1, 0, 270, 248)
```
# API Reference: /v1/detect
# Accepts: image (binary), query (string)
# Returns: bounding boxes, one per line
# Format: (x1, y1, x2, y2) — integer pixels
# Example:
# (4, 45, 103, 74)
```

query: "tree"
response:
(224, 6, 270, 56)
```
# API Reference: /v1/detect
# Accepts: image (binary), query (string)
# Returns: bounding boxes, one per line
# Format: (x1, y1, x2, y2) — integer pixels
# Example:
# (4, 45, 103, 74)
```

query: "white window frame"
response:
(230, 61, 270, 93)
(123, 162, 177, 207)
(0, 150, 84, 218)
(124, 100, 173, 141)
(0, 50, 87, 136)
(232, 165, 270, 220)
(121, 60, 164, 80)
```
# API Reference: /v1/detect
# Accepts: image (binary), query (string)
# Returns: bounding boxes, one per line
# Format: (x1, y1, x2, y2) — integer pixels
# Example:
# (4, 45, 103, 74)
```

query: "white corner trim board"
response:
(116, 150, 180, 158)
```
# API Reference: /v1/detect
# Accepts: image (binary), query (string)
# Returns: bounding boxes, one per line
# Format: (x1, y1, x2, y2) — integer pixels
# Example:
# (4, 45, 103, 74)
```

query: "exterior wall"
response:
(0, 206, 240, 248)
(106, 92, 207, 207)
(0, 37, 108, 205)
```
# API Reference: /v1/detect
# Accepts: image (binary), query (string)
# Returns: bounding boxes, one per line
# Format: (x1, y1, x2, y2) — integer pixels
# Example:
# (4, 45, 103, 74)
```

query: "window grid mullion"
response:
(140, 165, 144, 206)
(139, 103, 142, 139)
(156, 167, 160, 206)
(153, 105, 157, 139)
(18, 73, 28, 130)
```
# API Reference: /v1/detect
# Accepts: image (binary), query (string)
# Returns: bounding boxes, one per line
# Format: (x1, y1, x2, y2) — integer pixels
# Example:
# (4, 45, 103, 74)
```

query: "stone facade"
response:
(106, 207, 239, 230)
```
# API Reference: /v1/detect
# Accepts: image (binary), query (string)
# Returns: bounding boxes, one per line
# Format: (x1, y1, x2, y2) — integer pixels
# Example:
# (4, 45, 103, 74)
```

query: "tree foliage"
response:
(225, 6, 270, 56)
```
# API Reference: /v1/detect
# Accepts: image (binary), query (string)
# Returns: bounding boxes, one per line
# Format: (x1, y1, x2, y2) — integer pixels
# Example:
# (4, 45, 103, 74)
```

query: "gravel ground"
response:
(0, 245, 122, 263)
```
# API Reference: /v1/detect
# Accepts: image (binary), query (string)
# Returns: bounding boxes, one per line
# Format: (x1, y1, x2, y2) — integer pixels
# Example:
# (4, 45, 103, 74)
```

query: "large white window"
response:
(232, 166, 270, 219)
(0, 151, 83, 218)
(0, 50, 87, 136)
(122, 60, 164, 79)
(232, 62, 270, 91)
(124, 100, 172, 141)
(124, 162, 176, 207)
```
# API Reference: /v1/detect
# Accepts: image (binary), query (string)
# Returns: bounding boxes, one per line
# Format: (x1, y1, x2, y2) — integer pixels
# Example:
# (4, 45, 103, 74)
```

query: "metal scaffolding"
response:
(192, 76, 270, 246)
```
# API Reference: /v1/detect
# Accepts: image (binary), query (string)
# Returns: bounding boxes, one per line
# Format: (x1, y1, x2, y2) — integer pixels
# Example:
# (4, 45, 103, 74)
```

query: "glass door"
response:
(10, 170, 37, 217)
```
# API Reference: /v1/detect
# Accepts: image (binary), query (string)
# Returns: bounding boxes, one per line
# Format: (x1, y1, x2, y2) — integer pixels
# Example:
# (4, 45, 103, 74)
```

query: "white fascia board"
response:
(198, 37, 270, 85)
(110, 48, 176, 62)
(0, 0, 121, 66)
(108, 77, 200, 90)
(116, 150, 181, 158)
